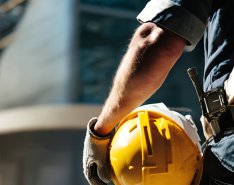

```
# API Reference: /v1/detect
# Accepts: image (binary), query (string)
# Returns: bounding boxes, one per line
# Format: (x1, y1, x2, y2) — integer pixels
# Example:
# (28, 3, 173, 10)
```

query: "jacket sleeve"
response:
(137, 0, 213, 51)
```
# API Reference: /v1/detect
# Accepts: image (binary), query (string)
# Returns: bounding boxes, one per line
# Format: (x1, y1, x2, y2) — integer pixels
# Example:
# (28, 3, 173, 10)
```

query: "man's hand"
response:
(225, 69, 234, 105)
(83, 118, 112, 185)
(200, 115, 213, 140)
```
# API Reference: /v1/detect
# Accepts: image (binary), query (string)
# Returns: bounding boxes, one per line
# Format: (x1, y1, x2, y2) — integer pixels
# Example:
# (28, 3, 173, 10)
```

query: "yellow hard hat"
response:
(109, 103, 202, 185)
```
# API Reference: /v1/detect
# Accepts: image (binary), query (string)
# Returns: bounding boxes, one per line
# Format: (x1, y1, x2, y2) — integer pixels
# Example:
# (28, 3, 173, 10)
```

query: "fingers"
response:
(200, 115, 213, 140)
(87, 163, 107, 185)
(224, 69, 234, 105)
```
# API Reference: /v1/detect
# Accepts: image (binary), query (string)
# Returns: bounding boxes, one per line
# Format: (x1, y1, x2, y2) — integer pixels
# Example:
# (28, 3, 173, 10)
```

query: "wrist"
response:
(88, 118, 114, 138)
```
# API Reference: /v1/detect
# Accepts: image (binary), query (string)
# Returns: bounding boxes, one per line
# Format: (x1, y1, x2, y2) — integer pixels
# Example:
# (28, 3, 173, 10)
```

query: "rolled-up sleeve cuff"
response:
(137, 0, 207, 51)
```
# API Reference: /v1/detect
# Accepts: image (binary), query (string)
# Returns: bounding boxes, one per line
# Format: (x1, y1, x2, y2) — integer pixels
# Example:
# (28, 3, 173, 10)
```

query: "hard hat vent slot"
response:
(144, 126, 153, 155)
(129, 124, 137, 133)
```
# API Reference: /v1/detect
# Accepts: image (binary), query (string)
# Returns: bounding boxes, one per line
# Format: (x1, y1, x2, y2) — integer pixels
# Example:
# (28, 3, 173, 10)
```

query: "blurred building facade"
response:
(0, 0, 204, 119)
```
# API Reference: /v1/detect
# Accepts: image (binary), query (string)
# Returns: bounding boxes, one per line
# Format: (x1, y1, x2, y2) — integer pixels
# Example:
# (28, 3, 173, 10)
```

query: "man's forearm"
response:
(94, 23, 186, 135)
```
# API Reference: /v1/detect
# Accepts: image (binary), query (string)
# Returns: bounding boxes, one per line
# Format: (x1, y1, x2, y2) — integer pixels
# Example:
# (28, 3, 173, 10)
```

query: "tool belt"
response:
(187, 67, 234, 138)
